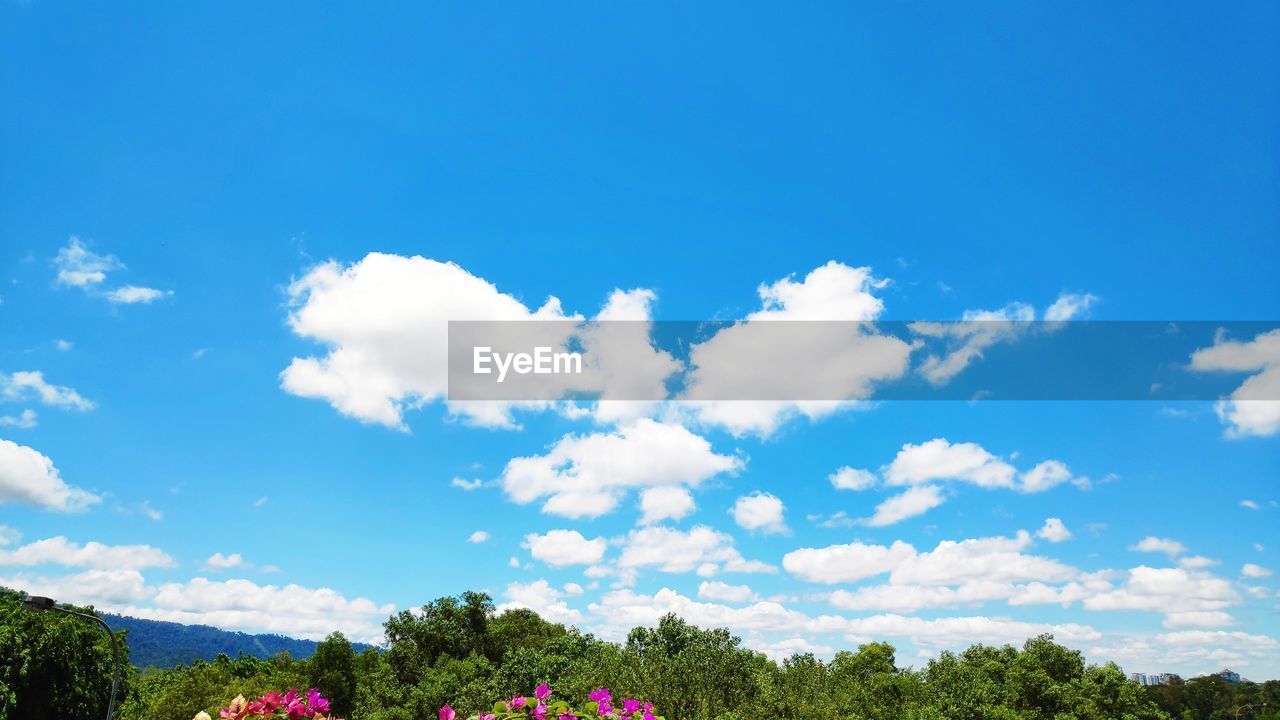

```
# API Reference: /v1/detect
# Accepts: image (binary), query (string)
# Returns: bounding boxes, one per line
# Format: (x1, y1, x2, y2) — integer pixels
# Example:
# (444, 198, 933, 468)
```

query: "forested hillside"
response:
(101, 614, 375, 668)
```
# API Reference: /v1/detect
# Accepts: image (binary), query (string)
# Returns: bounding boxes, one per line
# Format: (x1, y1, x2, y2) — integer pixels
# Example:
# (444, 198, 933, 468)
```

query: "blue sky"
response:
(2, 2, 1278, 678)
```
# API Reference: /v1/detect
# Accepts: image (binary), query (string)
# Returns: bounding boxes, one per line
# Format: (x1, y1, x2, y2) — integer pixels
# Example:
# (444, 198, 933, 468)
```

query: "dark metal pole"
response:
(19, 594, 121, 720)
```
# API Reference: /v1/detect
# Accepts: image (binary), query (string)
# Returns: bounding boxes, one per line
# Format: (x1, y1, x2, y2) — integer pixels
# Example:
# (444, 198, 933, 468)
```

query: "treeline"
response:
(2, 588, 1277, 720)
(101, 614, 376, 668)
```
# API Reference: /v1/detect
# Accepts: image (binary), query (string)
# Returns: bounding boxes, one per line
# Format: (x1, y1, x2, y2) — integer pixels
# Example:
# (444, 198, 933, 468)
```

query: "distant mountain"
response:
(103, 613, 377, 668)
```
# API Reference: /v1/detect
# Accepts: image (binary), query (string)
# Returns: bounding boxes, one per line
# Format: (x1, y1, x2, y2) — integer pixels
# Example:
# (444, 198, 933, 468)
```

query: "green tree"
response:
(309, 632, 358, 717)
(0, 588, 133, 720)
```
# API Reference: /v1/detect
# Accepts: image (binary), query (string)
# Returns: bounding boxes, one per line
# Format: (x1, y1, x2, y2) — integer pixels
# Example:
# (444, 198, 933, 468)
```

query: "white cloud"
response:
(0, 568, 153, 606)
(467, 531, 490, 544)
(698, 580, 759, 604)
(280, 253, 580, 430)
(55, 339, 73, 352)
(252, 496, 269, 508)
(864, 485, 946, 526)
(53, 237, 170, 305)
(1036, 518, 1072, 543)
(523, 530, 607, 567)
(0, 410, 37, 429)
(783, 540, 916, 584)
(119, 576, 393, 643)
(498, 579, 583, 624)
(563, 582, 584, 596)
(0, 371, 95, 411)
(1162, 611, 1236, 629)
(885, 438, 1014, 488)
(730, 492, 787, 534)
(618, 525, 775, 576)
(500, 419, 741, 519)
(829, 466, 876, 491)
(677, 262, 912, 436)
(588, 587, 1100, 650)
(1083, 566, 1238, 616)
(1129, 536, 1187, 556)
(1044, 293, 1099, 322)
(1241, 563, 1273, 578)
(0, 525, 19, 546)
(787, 531, 1076, 592)
(0, 536, 175, 570)
(105, 285, 171, 304)
(141, 500, 163, 521)
(0, 439, 100, 512)
(54, 237, 120, 288)
(205, 552, 243, 570)
(1190, 329, 1280, 438)
(1240, 499, 1261, 510)
(452, 477, 484, 491)
(891, 532, 1076, 586)
(638, 486, 696, 525)
(1178, 556, 1218, 570)
(911, 292, 1096, 386)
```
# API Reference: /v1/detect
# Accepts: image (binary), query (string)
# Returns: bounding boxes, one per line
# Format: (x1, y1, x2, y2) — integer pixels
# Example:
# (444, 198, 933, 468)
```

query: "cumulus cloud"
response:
(829, 466, 876, 491)
(1083, 566, 1238, 616)
(698, 581, 759, 604)
(730, 492, 787, 534)
(498, 579, 583, 624)
(1190, 328, 1280, 438)
(1044, 293, 1099, 322)
(0, 536, 175, 570)
(500, 419, 741, 519)
(0, 439, 100, 512)
(0, 371, 95, 411)
(865, 486, 946, 526)
(1241, 563, 1273, 578)
(467, 531, 490, 544)
(786, 531, 1075, 590)
(1129, 536, 1187, 556)
(618, 525, 775, 576)
(523, 530, 607, 567)
(676, 262, 913, 436)
(280, 253, 679, 430)
(783, 540, 917, 584)
(588, 586, 1100, 650)
(1036, 518, 1072, 543)
(116, 577, 393, 643)
(638, 486, 696, 525)
(204, 552, 243, 570)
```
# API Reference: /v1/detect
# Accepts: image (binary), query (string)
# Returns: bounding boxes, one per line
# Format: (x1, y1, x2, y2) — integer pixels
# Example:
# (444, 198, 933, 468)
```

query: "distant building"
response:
(1129, 672, 1181, 686)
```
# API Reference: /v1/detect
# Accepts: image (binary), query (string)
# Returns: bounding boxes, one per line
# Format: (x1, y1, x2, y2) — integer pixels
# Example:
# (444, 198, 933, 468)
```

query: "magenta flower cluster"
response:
(441, 683, 661, 720)
(195, 688, 339, 720)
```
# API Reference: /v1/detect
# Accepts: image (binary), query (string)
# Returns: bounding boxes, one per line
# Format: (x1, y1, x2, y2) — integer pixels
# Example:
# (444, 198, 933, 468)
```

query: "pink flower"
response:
(440, 705, 456, 720)
(535, 683, 552, 701)
(558, 714, 577, 720)
(621, 699, 641, 715)
(533, 703, 548, 720)
(258, 692, 284, 712)
(642, 712, 655, 720)
(588, 689, 612, 704)
(306, 690, 330, 715)
(509, 696, 528, 710)
(480, 714, 496, 720)
(596, 703, 612, 717)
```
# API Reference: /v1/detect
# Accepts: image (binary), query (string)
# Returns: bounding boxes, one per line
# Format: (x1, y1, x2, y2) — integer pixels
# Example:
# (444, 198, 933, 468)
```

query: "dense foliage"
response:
(103, 614, 373, 668)
(2, 587, 1276, 720)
